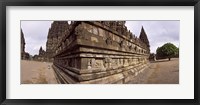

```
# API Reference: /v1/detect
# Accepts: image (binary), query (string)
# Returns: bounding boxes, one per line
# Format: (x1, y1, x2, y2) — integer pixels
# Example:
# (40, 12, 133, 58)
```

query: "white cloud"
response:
(21, 21, 53, 55)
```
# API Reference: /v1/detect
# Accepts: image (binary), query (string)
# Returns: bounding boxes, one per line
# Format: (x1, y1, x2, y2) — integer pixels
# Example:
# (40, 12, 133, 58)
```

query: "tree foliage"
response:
(156, 43, 179, 61)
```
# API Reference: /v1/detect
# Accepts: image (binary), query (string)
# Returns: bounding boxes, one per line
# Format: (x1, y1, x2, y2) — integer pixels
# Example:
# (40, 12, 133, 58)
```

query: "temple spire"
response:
(21, 29, 25, 44)
(139, 26, 150, 47)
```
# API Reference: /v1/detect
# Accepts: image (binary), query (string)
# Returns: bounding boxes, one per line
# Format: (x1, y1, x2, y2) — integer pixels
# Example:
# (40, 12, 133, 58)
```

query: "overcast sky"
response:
(21, 21, 179, 55)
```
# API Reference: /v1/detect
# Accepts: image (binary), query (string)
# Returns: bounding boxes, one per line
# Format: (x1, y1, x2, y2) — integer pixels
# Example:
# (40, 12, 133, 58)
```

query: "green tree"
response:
(156, 43, 178, 61)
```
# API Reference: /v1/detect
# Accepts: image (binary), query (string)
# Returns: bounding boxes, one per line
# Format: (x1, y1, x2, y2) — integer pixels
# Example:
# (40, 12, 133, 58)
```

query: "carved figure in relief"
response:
(87, 58, 96, 69)
(94, 59, 104, 68)
(134, 46, 137, 51)
(104, 58, 112, 68)
(112, 59, 118, 67)
(120, 40, 126, 47)
(106, 37, 112, 45)
(87, 59, 92, 69)
(129, 45, 133, 50)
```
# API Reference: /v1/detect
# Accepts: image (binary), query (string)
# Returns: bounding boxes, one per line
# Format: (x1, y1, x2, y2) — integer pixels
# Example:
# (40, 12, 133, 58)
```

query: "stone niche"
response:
(53, 21, 150, 84)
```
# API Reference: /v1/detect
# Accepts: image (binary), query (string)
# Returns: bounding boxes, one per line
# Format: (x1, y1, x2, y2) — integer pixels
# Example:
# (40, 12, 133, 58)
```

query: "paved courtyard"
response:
(21, 60, 58, 84)
(21, 58, 179, 84)
(128, 58, 179, 84)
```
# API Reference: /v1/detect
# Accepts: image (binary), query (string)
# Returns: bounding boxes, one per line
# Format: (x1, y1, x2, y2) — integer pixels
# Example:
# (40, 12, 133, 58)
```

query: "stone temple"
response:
(21, 29, 30, 60)
(50, 21, 150, 84)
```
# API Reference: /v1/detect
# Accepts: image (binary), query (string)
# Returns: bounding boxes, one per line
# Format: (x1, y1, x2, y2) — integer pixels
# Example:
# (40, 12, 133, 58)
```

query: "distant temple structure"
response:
(49, 21, 150, 84)
(33, 46, 46, 61)
(33, 21, 70, 62)
(21, 29, 30, 60)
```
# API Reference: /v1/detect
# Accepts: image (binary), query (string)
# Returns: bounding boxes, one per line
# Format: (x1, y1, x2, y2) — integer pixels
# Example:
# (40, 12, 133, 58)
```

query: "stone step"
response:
(53, 65, 78, 84)
(53, 62, 149, 84)
(52, 65, 68, 84)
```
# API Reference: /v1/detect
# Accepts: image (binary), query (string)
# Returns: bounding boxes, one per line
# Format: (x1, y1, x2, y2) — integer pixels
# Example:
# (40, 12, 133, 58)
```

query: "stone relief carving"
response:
(106, 37, 112, 45)
(87, 58, 96, 69)
(134, 46, 137, 51)
(87, 58, 104, 69)
(94, 59, 104, 68)
(104, 57, 112, 68)
(120, 40, 126, 47)
(129, 45, 133, 50)
(87, 59, 92, 69)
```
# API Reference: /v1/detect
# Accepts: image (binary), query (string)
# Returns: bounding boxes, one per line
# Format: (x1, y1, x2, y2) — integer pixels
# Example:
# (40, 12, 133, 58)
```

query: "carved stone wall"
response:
(45, 21, 70, 61)
(53, 21, 150, 84)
